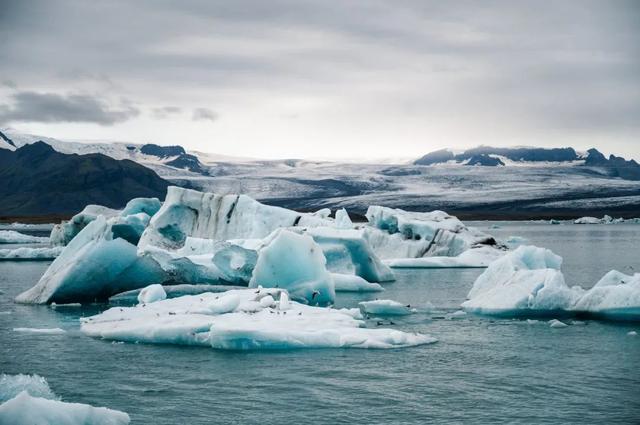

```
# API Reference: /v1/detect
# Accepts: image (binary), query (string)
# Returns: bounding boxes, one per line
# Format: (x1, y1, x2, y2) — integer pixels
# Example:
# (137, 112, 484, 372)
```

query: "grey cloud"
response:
(192, 108, 218, 122)
(0, 91, 140, 125)
(151, 106, 182, 119)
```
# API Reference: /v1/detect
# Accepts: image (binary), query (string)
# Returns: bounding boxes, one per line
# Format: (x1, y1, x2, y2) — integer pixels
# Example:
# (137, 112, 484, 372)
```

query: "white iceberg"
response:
(0, 246, 63, 260)
(137, 284, 167, 304)
(384, 246, 504, 268)
(13, 327, 66, 334)
(249, 229, 335, 305)
(0, 374, 56, 402)
(548, 319, 568, 328)
(0, 230, 49, 244)
(138, 186, 333, 251)
(332, 273, 384, 292)
(359, 299, 413, 316)
(363, 206, 504, 267)
(81, 288, 436, 350)
(0, 374, 130, 425)
(571, 271, 640, 320)
(574, 216, 603, 225)
(334, 208, 353, 229)
(461, 246, 583, 317)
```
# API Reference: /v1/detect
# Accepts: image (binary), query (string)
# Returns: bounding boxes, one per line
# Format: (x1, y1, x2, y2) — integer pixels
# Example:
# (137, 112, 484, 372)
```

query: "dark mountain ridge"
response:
(0, 141, 170, 217)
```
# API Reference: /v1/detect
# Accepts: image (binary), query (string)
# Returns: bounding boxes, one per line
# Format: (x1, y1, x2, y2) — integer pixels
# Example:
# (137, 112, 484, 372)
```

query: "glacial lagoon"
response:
(1, 222, 639, 424)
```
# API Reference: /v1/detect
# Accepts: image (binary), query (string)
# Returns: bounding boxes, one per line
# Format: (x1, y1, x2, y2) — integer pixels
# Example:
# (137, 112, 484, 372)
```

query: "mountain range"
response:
(1, 128, 639, 219)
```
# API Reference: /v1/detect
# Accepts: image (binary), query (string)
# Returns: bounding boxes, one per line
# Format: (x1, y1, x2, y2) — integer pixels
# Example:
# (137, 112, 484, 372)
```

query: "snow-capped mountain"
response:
(2, 128, 640, 219)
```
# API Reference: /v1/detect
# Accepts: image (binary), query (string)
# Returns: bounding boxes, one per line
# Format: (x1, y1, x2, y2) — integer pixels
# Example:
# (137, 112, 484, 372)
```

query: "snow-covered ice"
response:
(137, 284, 167, 304)
(0, 374, 130, 425)
(572, 270, 640, 320)
(384, 246, 504, 268)
(332, 273, 384, 292)
(359, 300, 414, 316)
(0, 246, 63, 260)
(81, 288, 436, 350)
(13, 327, 66, 334)
(462, 246, 582, 316)
(0, 230, 48, 244)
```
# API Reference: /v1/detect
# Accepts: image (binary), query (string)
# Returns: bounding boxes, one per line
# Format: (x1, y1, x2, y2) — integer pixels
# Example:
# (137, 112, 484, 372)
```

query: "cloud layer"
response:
(1, 0, 639, 159)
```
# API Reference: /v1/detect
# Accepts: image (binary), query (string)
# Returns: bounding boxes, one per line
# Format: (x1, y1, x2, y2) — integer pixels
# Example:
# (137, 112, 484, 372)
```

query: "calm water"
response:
(1, 223, 639, 424)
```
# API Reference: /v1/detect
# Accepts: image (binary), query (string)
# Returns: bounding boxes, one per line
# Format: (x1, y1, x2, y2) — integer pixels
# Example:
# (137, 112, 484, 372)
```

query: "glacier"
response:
(80, 288, 436, 350)
(0, 374, 130, 425)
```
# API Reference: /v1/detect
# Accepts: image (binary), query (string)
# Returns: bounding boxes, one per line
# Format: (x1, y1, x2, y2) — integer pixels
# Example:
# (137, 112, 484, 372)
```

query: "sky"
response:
(1, 0, 639, 160)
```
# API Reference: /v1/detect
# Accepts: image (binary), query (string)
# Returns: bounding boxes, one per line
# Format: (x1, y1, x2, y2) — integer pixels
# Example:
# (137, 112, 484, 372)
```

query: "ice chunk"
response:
(0, 230, 48, 244)
(249, 229, 335, 305)
(13, 327, 66, 334)
(50, 204, 120, 246)
(334, 208, 353, 229)
(332, 273, 384, 292)
(138, 186, 334, 251)
(303, 227, 395, 283)
(210, 242, 258, 284)
(0, 246, 63, 260)
(0, 391, 130, 425)
(120, 197, 162, 217)
(549, 319, 568, 328)
(0, 374, 56, 402)
(572, 271, 640, 320)
(137, 284, 167, 304)
(574, 216, 602, 224)
(359, 300, 413, 316)
(16, 216, 156, 304)
(81, 288, 436, 350)
(462, 246, 582, 317)
(384, 246, 504, 268)
(628, 331, 637, 336)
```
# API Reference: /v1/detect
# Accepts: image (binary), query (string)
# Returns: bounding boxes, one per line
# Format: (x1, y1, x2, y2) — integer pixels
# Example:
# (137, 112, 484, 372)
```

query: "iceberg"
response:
(0, 246, 63, 260)
(0, 230, 49, 244)
(0, 374, 55, 402)
(137, 284, 167, 304)
(364, 206, 504, 264)
(0, 374, 130, 425)
(249, 229, 335, 305)
(138, 186, 333, 251)
(334, 208, 353, 229)
(50, 198, 160, 246)
(548, 319, 568, 328)
(384, 246, 504, 268)
(13, 327, 66, 334)
(359, 299, 413, 316)
(16, 216, 160, 304)
(461, 246, 582, 317)
(571, 271, 640, 320)
(332, 273, 384, 292)
(81, 288, 436, 350)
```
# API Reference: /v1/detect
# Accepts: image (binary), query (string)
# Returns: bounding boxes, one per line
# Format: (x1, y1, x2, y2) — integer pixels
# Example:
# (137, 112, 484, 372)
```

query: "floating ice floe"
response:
(574, 215, 625, 225)
(0, 374, 129, 425)
(0, 222, 55, 231)
(81, 288, 435, 350)
(331, 273, 384, 292)
(0, 246, 63, 260)
(13, 327, 66, 334)
(462, 246, 640, 321)
(384, 246, 504, 268)
(0, 230, 49, 244)
(548, 319, 568, 328)
(359, 300, 414, 316)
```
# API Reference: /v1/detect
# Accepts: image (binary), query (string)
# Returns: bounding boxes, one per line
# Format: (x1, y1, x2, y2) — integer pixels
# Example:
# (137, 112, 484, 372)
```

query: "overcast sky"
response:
(1, 0, 639, 160)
